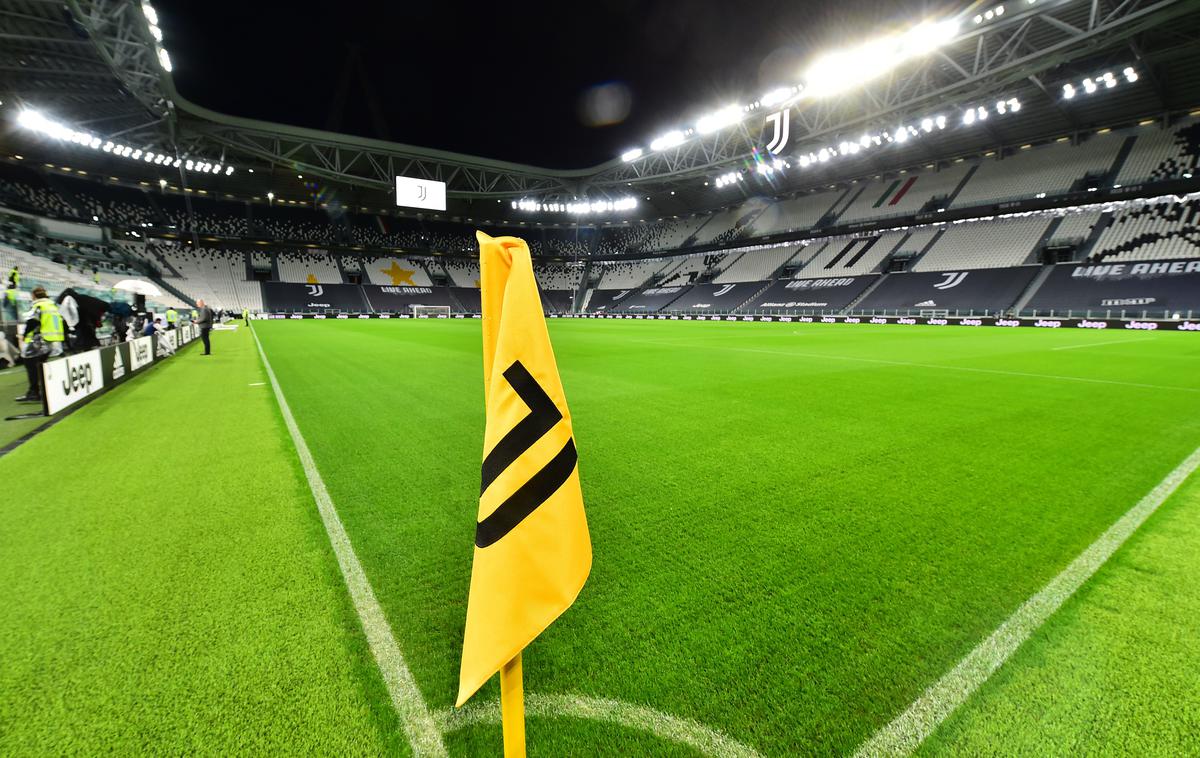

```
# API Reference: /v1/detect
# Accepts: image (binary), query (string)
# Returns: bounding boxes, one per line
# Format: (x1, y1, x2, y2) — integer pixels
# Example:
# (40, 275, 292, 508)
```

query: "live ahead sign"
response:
(40, 330, 198, 416)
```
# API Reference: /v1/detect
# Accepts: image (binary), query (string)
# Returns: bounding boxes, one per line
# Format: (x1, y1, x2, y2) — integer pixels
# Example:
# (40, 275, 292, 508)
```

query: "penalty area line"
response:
(853, 443, 1200, 757)
(251, 328, 447, 757)
(1050, 338, 1154, 351)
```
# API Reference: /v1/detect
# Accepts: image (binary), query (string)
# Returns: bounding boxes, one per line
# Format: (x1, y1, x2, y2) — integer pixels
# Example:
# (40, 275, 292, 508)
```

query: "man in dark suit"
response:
(195, 299, 213, 355)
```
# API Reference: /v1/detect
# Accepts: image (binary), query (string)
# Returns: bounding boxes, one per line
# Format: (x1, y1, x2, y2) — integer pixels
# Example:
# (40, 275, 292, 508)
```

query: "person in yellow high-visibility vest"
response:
(8, 265, 19, 289)
(242, 307, 249, 326)
(165, 307, 178, 331)
(17, 286, 65, 403)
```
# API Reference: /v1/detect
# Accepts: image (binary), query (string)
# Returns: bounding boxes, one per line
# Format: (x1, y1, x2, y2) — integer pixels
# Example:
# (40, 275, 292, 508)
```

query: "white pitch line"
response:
(439, 693, 764, 758)
(248, 381, 265, 386)
(1051, 338, 1154, 351)
(853, 443, 1200, 758)
(251, 329, 447, 757)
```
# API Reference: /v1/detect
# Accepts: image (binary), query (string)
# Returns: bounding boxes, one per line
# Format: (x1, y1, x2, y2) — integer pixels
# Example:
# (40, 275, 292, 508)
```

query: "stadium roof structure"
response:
(2, 0, 1200, 221)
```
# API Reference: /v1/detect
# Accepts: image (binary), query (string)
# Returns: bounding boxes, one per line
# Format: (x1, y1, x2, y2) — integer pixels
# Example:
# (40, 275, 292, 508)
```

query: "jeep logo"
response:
(62, 361, 93, 396)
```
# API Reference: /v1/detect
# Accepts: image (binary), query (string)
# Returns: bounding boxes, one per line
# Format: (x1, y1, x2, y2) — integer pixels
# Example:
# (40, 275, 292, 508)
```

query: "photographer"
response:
(16, 287, 65, 404)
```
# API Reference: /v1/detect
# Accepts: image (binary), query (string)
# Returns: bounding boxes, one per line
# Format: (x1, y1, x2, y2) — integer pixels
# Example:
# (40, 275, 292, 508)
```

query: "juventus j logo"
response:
(614, 290, 630, 300)
(933, 272, 968, 290)
(765, 110, 791, 155)
(713, 284, 735, 297)
(415, 185, 428, 202)
(476, 361, 578, 548)
(306, 284, 324, 296)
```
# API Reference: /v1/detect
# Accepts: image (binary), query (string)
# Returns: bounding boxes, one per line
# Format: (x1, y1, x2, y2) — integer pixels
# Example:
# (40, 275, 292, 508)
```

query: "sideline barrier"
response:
(40, 324, 199, 416)
(252, 311, 1199, 332)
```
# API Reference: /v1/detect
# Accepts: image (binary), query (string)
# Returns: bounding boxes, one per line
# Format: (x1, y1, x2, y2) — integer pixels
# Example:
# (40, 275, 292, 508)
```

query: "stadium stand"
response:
(536, 263, 583, 290)
(277, 251, 342, 283)
(594, 258, 669, 289)
(950, 135, 1122, 208)
(363, 256, 434, 286)
(1090, 198, 1200, 262)
(751, 190, 843, 235)
(913, 216, 1052, 270)
(1118, 120, 1200, 184)
(839, 165, 971, 222)
(444, 259, 481, 287)
(797, 230, 907, 277)
(713, 245, 803, 283)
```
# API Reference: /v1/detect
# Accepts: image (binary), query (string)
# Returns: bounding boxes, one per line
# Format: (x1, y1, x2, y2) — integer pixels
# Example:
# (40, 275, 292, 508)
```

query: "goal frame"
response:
(412, 305, 451, 319)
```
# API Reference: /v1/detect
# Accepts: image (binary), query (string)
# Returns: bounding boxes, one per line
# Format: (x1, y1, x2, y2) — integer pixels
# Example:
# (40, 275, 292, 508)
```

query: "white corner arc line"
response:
(853, 443, 1200, 758)
(252, 329, 447, 757)
(438, 693, 764, 758)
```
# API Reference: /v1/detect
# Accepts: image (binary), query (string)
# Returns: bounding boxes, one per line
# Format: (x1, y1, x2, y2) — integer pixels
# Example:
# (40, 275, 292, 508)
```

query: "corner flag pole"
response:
(500, 653, 526, 757)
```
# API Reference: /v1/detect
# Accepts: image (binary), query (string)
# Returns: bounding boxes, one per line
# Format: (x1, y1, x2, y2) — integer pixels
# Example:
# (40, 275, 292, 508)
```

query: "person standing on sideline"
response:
(242, 307, 249, 326)
(16, 286, 64, 403)
(195, 299, 213, 355)
(165, 306, 178, 331)
(8, 265, 19, 289)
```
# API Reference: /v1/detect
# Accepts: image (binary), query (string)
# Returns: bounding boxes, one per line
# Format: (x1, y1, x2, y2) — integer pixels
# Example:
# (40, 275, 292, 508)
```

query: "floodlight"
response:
(148, 24, 163, 41)
(621, 148, 643, 162)
(1082, 78, 1097, 93)
(935, 115, 947, 129)
(963, 109, 976, 125)
(760, 87, 796, 107)
(1123, 67, 1138, 82)
(650, 131, 685, 151)
(1063, 83, 1076, 99)
(172, 158, 181, 167)
(225, 166, 234, 175)
(696, 105, 743, 134)
(103, 142, 113, 152)
(157, 47, 172, 72)
(894, 127, 909, 143)
(921, 118, 933, 132)
(141, 2, 158, 25)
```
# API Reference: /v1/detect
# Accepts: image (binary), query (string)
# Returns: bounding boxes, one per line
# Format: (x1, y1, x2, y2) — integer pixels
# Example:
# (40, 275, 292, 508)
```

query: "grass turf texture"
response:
(2, 320, 1197, 755)
(0, 327, 404, 754)
(249, 319, 1200, 756)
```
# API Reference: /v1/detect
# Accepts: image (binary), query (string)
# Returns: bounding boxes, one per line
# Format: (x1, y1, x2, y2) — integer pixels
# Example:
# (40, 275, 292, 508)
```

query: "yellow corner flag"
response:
(457, 232, 592, 720)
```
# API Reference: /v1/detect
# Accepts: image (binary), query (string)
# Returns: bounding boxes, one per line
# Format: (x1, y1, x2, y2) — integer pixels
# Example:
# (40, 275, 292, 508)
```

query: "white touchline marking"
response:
(853, 443, 1200, 758)
(251, 329, 447, 757)
(634, 340, 1200, 394)
(438, 693, 764, 758)
(1050, 338, 1154, 351)
(248, 382, 265, 386)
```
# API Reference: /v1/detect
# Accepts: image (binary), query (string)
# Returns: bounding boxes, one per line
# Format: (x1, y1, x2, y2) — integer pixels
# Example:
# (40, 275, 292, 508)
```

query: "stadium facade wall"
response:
(856, 267, 1040, 312)
(1023, 258, 1200, 316)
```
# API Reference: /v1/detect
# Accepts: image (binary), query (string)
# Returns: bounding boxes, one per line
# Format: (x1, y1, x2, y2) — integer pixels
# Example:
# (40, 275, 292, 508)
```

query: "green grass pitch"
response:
(2, 320, 1198, 756)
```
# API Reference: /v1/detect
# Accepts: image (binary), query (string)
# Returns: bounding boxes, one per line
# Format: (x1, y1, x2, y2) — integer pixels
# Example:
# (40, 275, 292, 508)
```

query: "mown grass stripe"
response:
(251, 327, 447, 757)
(853, 444, 1200, 757)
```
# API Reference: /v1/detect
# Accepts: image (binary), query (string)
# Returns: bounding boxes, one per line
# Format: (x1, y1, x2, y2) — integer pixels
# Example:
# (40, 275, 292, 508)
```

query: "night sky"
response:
(156, 0, 944, 170)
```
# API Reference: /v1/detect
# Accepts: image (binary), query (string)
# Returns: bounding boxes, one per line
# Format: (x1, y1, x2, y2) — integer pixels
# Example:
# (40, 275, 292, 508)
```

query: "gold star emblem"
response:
(381, 261, 416, 286)
(306, 274, 318, 284)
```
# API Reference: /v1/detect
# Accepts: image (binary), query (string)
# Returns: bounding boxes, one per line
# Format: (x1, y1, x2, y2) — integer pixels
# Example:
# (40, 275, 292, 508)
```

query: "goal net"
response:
(412, 305, 451, 319)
